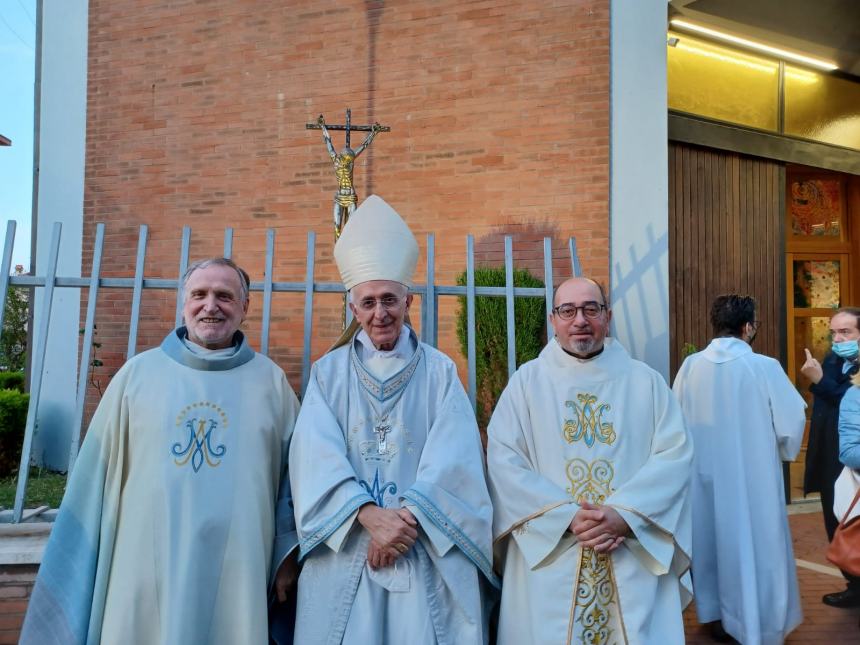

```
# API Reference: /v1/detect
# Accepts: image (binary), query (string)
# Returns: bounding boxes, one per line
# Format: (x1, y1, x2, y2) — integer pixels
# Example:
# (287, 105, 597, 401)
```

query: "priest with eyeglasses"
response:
(487, 277, 693, 644)
(288, 195, 497, 644)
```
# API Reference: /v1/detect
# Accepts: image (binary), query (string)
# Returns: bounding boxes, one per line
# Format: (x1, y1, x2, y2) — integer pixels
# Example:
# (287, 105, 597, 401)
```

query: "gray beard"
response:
(571, 337, 600, 355)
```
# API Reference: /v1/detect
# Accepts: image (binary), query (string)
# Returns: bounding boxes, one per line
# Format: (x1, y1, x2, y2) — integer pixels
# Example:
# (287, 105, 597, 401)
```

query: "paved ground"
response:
(684, 504, 860, 643)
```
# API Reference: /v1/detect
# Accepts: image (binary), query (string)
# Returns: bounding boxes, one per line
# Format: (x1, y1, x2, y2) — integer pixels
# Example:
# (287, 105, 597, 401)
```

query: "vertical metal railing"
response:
(0, 222, 17, 336)
(543, 237, 554, 341)
(13, 223, 61, 522)
(301, 232, 316, 396)
(4, 221, 582, 521)
(569, 237, 582, 277)
(504, 236, 516, 378)
(423, 234, 436, 346)
(465, 235, 477, 411)
(69, 224, 105, 472)
(174, 226, 191, 328)
(260, 230, 275, 356)
(223, 227, 234, 259)
(127, 226, 148, 359)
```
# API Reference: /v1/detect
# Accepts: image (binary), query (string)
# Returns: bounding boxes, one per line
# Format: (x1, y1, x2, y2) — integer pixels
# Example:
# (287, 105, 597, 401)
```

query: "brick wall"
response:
(0, 565, 37, 644)
(80, 0, 610, 412)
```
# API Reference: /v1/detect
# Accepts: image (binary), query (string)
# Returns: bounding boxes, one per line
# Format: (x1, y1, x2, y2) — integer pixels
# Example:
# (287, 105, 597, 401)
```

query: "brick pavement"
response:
(684, 507, 860, 643)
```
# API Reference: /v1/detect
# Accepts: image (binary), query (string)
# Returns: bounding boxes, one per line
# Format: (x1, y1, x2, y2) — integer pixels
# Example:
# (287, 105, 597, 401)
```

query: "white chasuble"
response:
(488, 338, 693, 645)
(20, 329, 300, 645)
(673, 337, 806, 645)
(289, 327, 497, 645)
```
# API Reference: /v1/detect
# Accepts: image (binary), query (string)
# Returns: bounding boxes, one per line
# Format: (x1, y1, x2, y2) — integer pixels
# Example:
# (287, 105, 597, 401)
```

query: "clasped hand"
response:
(570, 501, 629, 554)
(357, 504, 418, 569)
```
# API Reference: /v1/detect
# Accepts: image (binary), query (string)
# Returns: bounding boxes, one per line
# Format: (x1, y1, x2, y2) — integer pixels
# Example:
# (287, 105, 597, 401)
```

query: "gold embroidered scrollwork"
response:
(566, 458, 614, 505)
(566, 458, 619, 644)
(562, 393, 615, 447)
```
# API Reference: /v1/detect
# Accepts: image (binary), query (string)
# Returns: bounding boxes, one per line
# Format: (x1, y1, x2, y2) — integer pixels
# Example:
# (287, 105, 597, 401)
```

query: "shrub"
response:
(0, 266, 29, 372)
(0, 371, 25, 393)
(456, 267, 546, 431)
(0, 389, 29, 476)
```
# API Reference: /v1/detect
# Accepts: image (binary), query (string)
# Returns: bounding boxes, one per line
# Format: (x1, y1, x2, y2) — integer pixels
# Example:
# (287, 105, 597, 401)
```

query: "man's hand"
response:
(367, 540, 397, 569)
(396, 506, 417, 528)
(571, 501, 629, 553)
(357, 504, 418, 568)
(800, 348, 823, 384)
(274, 551, 299, 602)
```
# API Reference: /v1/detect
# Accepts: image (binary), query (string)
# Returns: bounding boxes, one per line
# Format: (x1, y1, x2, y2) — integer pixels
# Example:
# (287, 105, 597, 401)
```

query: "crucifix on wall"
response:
(306, 109, 390, 239)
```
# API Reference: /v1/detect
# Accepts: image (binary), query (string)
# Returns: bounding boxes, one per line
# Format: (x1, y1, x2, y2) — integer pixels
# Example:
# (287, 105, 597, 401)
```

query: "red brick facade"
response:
(0, 565, 37, 644)
(81, 0, 610, 404)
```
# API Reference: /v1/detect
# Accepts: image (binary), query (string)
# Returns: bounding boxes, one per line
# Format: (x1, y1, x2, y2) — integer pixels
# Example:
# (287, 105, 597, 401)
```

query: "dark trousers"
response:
(820, 484, 860, 590)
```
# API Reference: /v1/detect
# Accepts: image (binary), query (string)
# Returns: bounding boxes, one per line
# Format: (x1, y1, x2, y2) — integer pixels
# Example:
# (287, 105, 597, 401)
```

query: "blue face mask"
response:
(832, 340, 859, 360)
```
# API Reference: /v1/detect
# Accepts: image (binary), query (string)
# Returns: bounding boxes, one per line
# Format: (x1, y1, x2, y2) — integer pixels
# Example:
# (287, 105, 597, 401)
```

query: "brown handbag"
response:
(826, 487, 860, 577)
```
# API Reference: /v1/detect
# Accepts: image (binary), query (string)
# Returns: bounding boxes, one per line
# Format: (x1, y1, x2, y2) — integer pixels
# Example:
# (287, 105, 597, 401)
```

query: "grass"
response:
(0, 468, 67, 510)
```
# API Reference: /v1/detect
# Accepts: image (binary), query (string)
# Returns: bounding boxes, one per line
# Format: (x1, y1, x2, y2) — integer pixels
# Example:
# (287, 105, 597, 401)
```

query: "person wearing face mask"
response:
(801, 307, 860, 608)
(673, 294, 807, 644)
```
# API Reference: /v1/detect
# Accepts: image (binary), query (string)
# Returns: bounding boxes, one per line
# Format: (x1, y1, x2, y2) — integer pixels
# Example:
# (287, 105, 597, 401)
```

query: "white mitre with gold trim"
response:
(334, 195, 419, 289)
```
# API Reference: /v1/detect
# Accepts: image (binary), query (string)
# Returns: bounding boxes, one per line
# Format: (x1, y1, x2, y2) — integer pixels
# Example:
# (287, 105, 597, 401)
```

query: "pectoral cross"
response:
(374, 422, 391, 454)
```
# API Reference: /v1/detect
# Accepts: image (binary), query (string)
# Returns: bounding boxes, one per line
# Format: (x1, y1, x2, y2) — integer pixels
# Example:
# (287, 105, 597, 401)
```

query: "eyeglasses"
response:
(356, 295, 404, 312)
(552, 302, 606, 320)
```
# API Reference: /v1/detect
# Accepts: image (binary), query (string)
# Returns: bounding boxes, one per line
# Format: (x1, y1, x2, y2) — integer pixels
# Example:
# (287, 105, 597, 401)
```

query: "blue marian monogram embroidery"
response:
(563, 393, 615, 447)
(172, 402, 228, 472)
(359, 468, 397, 507)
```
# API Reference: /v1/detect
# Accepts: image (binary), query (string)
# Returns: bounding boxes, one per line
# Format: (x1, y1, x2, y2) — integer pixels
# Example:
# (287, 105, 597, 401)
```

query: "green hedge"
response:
(456, 267, 546, 430)
(0, 389, 29, 476)
(0, 372, 25, 393)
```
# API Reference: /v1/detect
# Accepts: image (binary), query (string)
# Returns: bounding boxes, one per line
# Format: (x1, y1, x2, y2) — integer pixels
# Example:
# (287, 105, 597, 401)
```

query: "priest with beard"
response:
(488, 277, 693, 644)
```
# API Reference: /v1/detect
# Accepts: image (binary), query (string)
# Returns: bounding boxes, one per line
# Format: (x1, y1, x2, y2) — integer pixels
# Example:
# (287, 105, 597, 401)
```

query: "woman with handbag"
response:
(833, 372, 860, 627)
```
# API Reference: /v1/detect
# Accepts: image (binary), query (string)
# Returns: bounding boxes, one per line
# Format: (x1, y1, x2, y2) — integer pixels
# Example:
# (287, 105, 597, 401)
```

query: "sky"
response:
(0, 0, 36, 271)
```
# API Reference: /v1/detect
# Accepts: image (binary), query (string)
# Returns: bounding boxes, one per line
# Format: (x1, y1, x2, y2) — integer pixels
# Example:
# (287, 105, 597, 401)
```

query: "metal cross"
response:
(305, 108, 390, 147)
(374, 422, 391, 454)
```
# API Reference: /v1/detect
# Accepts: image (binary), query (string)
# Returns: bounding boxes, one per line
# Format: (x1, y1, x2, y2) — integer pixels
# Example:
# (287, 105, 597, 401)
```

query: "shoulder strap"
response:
(842, 485, 860, 524)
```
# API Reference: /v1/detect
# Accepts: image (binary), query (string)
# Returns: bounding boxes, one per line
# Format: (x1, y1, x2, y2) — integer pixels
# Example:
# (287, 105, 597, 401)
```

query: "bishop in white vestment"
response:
(488, 277, 693, 645)
(673, 294, 806, 645)
(21, 259, 301, 645)
(290, 196, 497, 645)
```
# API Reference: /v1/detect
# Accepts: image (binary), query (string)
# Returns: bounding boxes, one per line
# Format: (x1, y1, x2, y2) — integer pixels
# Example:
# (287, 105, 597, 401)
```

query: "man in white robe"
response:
(488, 277, 693, 645)
(289, 195, 497, 645)
(20, 258, 301, 645)
(673, 294, 806, 644)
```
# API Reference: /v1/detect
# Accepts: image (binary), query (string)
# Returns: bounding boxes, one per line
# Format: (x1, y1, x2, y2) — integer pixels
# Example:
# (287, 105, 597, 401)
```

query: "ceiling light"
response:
(676, 43, 778, 74)
(669, 19, 837, 71)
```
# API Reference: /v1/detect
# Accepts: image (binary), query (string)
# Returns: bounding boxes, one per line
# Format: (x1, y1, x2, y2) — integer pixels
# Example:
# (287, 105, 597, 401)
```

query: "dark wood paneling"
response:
(669, 143, 784, 376)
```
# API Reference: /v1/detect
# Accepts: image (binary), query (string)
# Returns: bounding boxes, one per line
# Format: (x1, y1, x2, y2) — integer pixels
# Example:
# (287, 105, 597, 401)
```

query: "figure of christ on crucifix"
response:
(309, 110, 389, 238)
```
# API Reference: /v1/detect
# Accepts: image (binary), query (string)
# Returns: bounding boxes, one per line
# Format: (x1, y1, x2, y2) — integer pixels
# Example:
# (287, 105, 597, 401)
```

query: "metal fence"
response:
(0, 220, 582, 523)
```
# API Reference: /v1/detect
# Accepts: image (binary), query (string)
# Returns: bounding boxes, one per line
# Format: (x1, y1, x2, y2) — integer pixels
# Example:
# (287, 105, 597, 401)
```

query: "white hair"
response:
(347, 282, 408, 303)
(182, 258, 250, 302)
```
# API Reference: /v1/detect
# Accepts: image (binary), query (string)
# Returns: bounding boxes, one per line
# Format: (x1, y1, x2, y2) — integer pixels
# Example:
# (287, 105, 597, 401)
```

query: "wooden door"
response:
(669, 143, 784, 375)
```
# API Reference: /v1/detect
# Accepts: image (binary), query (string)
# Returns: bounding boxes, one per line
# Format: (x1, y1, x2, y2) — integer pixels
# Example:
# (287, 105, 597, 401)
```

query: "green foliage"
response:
(0, 371, 24, 392)
(0, 468, 66, 509)
(681, 342, 698, 358)
(0, 266, 28, 372)
(456, 267, 546, 429)
(0, 388, 29, 476)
